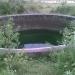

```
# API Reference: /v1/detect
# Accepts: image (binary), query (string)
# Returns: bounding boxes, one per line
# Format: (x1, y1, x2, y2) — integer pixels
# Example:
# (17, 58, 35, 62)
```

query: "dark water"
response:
(19, 29, 62, 47)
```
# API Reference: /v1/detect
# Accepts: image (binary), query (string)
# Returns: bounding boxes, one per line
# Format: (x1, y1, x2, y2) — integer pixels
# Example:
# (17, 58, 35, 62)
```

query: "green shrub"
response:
(10, 2, 25, 14)
(51, 20, 75, 75)
(0, 2, 11, 15)
(63, 20, 75, 46)
(0, 1, 25, 15)
(24, 2, 43, 13)
(53, 4, 75, 16)
(1, 48, 75, 75)
(52, 47, 75, 75)
(0, 19, 20, 48)
(0, 69, 15, 75)
(4, 53, 29, 75)
(0, 53, 54, 75)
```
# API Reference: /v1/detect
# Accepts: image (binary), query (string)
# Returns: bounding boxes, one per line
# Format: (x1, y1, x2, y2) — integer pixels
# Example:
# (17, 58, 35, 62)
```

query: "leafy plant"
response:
(0, 1, 25, 15)
(0, 18, 20, 48)
(63, 20, 75, 46)
(53, 4, 75, 16)
(51, 20, 75, 75)
(0, 69, 15, 75)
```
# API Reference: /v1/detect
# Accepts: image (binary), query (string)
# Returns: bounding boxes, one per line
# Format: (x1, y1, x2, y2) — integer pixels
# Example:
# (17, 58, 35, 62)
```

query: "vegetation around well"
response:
(0, 0, 75, 75)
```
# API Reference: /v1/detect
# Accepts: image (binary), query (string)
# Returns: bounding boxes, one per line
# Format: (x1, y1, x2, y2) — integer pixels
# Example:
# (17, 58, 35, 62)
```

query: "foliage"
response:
(0, 53, 54, 75)
(0, 19, 20, 48)
(51, 20, 75, 75)
(53, 4, 75, 16)
(0, 48, 75, 75)
(52, 47, 75, 75)
(4, 53, 29, 75)
(0, 0, 54, 14)
(0, 69, 15, 75)
(0, 1, 25, 15)
(24, 3, 43, 13)
(63, 20, 75, 46)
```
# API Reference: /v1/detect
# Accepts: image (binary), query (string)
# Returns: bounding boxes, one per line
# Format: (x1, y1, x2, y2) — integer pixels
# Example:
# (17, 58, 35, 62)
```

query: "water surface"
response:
(19, 29, 62, 48)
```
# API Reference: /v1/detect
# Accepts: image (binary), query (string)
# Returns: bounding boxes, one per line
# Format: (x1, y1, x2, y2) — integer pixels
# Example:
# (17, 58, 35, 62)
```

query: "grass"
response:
(0, 46, 75, 75)
(52, 4, 75, 16)
(0, 53, 55, 75)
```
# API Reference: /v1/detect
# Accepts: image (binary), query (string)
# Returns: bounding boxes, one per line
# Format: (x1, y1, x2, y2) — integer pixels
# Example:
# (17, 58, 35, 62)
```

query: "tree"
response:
(0, 18, 20, 48)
